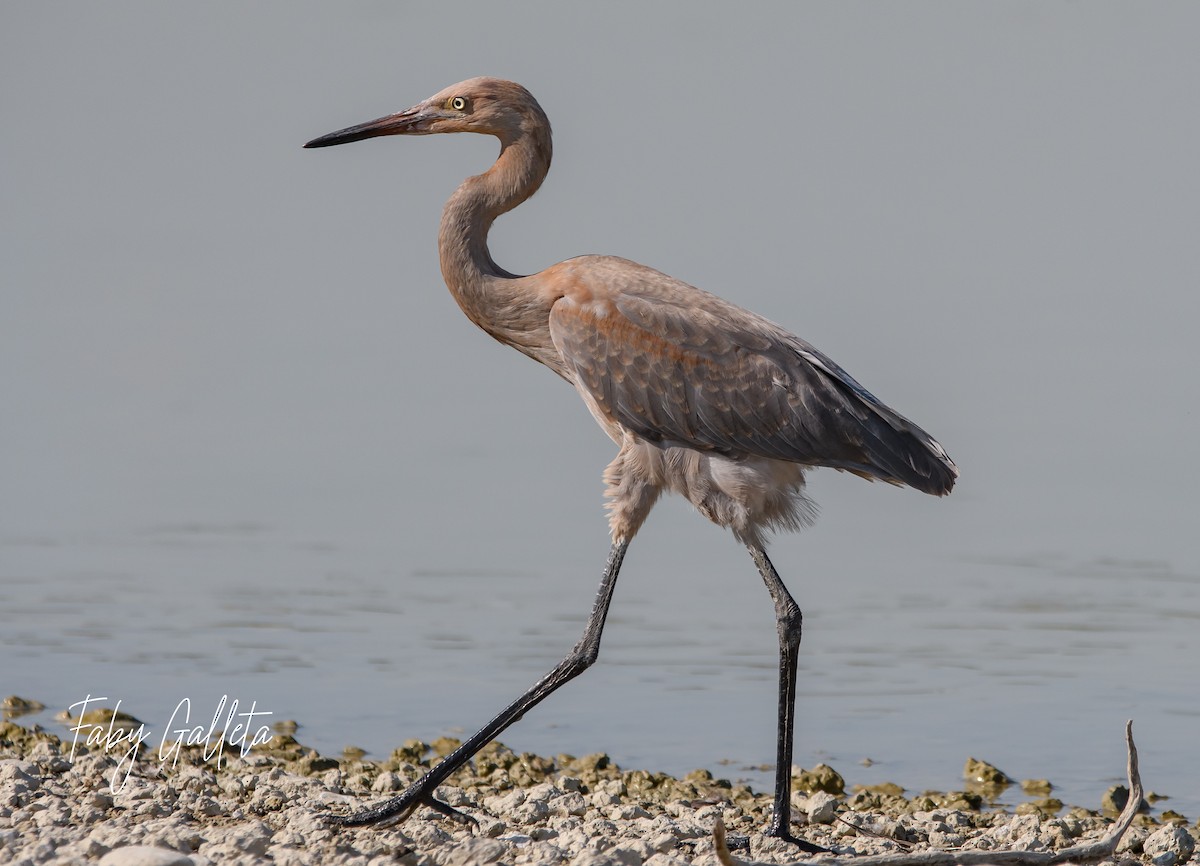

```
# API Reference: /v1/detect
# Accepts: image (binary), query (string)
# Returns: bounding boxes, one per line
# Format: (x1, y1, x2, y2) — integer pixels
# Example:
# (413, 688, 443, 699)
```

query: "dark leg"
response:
(747, 545, 827, 854)
(332, 539, 630, 827)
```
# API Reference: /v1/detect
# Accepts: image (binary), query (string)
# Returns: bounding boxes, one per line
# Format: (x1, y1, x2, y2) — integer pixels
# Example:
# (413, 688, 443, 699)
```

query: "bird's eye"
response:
(449, 96, 468, 112)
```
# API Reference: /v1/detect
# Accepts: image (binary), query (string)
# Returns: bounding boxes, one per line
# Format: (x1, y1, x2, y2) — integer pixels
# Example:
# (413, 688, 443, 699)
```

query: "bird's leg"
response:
(747, 545, 828, 854)
(331, 539, 630, 829)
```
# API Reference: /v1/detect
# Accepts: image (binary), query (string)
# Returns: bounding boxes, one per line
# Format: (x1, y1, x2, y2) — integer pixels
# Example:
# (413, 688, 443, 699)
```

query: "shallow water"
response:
(4, 507, 1197, 818)
(4, 0, 1199, 826)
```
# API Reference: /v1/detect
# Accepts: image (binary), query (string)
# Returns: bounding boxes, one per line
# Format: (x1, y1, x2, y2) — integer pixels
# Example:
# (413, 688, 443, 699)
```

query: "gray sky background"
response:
(3, 2, 1198, 809)
(5, 3, 1198, 552)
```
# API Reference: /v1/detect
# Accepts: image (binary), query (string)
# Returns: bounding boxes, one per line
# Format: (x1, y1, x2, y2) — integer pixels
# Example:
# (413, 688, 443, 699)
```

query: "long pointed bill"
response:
(304, 106, 436, 148)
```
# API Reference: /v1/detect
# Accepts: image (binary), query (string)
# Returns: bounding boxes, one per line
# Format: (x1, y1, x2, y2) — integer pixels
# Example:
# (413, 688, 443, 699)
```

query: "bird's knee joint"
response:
(779, 604, 803, 638)
(562, 643, 599, 678)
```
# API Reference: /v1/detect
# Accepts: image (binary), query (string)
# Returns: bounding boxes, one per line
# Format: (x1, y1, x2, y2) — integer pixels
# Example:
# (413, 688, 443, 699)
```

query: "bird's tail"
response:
(797, 346, 958, 496)
(865, 412, 958, 496)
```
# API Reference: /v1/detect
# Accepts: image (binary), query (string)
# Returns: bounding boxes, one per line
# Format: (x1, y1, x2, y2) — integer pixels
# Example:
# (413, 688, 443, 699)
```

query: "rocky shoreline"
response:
(0, 699, 1195, 866)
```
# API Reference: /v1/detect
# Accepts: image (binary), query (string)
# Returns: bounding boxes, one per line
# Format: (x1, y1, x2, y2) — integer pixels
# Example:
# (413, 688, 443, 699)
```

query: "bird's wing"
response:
(548, 280, 956, 495)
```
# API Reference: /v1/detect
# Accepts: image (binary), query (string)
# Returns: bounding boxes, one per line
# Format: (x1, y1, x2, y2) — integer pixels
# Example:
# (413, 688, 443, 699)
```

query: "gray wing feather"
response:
(550, 283, 957, 495)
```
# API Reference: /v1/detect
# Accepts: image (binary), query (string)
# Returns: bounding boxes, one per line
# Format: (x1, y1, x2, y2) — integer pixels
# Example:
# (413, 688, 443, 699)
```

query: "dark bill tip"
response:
(303, 108, 428, 149)
(303, 134, 342, 149)
(303, 124, 380, 149)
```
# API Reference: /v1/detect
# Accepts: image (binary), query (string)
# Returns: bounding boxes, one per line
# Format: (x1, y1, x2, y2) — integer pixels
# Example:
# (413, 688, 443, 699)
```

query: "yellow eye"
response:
(449, 96, 468, 111)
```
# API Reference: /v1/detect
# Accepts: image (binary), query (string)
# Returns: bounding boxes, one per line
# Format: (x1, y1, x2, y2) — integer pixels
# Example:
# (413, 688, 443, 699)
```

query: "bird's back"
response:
(543, 256, 957, 496)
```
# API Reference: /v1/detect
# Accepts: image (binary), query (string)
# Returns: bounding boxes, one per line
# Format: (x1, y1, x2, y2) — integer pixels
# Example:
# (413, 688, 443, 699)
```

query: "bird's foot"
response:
(766, 824, 831, 855)
(329, 785, 477, 829)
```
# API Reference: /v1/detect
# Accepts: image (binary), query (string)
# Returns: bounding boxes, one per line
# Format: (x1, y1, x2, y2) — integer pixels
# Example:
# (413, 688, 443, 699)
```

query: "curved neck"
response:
(439, 128, 552, 297)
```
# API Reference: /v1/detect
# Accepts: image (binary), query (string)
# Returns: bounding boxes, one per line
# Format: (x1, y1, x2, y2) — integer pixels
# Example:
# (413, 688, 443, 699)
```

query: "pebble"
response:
(97, 846, 195, 866)
(0, 713, 1195, 865)
(1144, 825, 1197, 866)
(802, 790, 839, 824)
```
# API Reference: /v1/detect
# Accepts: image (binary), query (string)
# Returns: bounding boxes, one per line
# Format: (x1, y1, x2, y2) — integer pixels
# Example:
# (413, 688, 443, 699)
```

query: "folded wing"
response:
(548, 280, 957, 496)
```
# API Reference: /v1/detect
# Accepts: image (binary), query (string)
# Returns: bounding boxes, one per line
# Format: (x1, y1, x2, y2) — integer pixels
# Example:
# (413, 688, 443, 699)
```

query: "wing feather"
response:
(548, 266, 957, 495)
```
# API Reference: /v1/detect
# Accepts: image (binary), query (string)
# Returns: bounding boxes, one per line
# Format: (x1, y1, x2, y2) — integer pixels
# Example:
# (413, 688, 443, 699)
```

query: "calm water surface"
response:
(4, 494, 1197, 817)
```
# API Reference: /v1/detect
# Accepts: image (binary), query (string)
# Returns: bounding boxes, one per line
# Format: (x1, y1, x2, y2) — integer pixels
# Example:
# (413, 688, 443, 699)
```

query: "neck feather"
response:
(438, 129, 552, 297)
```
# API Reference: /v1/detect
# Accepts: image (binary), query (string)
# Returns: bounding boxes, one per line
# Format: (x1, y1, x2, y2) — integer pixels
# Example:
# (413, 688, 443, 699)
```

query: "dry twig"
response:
(714, 721, 1143, 866)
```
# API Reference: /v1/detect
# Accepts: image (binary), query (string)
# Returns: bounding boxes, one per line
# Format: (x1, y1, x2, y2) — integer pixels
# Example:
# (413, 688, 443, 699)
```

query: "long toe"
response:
(770, 828, 831, 855)
(422, 795, 477, 827)
(329, 789, 475, 829)
(328, 792, 419, 827)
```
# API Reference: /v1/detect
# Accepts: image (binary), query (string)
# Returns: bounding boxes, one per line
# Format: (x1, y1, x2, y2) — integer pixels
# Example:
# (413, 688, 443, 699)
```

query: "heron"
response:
(305, 77, 956, 850)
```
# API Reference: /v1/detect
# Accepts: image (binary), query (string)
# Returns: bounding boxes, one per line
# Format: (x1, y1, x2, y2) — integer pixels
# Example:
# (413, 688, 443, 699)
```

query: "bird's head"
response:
(304, 77, 548, 148)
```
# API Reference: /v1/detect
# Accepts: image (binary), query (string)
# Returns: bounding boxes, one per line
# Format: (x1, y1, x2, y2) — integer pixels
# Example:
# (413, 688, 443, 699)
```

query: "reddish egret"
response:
(306, 77, 956, 849)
